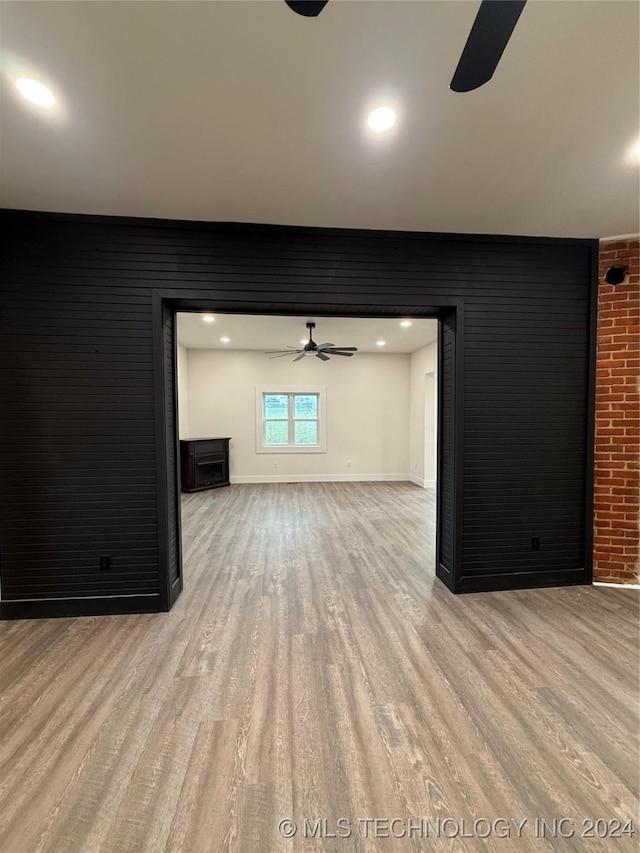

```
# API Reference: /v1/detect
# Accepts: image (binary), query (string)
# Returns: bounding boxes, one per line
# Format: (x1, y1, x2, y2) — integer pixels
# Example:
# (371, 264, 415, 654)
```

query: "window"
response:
(256, 386, 326, 453)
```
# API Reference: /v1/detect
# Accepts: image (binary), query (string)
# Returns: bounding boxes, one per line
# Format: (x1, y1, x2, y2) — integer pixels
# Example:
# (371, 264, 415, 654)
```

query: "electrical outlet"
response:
(531, 537, 540, 551)
(100, 555, 111, 571)
(347, 461, 351, 467)
(274, 461, 278, 469)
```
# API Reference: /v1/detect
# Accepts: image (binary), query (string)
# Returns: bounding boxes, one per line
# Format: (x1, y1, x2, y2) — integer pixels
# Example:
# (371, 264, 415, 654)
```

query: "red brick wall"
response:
(594, 237, 639, 584)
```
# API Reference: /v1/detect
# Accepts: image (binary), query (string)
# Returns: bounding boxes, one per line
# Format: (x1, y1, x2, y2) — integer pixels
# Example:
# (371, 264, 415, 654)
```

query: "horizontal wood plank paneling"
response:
(0, 210, 595, 611)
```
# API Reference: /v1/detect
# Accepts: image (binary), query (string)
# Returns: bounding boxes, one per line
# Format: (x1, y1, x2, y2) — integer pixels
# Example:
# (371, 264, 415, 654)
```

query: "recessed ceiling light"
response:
(400, 320, 412, 328)
(300, 338, 307, 345)
(367, 107, 396, 133)
(220, 337, 230, 343)
(624, 138, 640, 165)
(202, 314, 215, 323)
(16, 77, 55, 107)
(376, 340, 386, 347)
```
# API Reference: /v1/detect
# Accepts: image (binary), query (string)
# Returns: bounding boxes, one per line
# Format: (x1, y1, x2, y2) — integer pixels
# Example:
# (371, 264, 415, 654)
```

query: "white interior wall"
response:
(184, 349, 411, 482)
(409, 341, 438, 487)
(177, 344, 189, 438)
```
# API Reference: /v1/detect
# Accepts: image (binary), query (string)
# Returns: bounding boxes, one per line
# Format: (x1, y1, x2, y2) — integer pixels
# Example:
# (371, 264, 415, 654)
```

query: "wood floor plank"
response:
(0, 482, 637, 852)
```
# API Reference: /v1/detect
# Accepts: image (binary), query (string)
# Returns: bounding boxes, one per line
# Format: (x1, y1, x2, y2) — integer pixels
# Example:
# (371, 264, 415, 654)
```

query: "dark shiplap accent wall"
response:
(0, 211, 596, 615)
(463, 298, 590, 577)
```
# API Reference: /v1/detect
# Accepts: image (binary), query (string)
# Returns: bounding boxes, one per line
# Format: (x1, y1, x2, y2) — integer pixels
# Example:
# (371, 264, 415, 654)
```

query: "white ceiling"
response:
(177, 313, 438, 354)
(1, 1, 638, 238)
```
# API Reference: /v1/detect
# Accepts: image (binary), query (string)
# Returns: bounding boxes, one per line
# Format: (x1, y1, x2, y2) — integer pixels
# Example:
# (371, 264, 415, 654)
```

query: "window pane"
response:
(265, 420, 289, 445)
(295, 420, 318, 445)
(264, 395, 288, 419)
(293, 394, 318, 418)
(294, 394, 318, 419)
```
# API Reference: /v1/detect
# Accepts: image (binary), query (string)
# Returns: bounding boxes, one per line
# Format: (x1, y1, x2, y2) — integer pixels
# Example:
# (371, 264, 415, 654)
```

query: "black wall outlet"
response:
(531, 537, 540, 551)
(99, 555, 112, 571)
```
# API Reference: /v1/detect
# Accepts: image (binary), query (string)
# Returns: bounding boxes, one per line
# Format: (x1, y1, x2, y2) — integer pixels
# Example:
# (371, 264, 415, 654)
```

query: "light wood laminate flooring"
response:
(0, 482, 638, 852)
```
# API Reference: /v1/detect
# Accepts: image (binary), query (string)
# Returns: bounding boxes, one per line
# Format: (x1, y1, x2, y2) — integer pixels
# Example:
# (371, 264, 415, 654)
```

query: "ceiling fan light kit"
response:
(265, 322, 358, 362)
(285, 0, 527, 93)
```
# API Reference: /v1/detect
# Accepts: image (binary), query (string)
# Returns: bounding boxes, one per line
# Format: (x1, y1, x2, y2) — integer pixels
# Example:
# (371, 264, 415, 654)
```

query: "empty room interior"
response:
(175, 312, 440, 646)
(0, 2, 639, 852)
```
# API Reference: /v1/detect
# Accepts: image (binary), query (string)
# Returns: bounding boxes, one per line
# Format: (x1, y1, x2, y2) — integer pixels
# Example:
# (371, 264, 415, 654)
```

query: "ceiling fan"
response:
(266, 321, 358, 362)
(284, 0, 527, 93)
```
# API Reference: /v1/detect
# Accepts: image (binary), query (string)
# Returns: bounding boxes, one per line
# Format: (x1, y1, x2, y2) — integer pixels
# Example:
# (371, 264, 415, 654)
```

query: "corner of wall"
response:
(177, 344, 190, 439)
(593, 237, 639, 585)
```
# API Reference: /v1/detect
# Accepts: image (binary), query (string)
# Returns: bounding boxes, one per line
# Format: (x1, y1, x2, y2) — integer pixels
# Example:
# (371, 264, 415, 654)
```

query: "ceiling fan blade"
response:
(317, 343, 335, 350)
(265, 349, 302, 354)
(325, 346, 357, 352)
(293, 351, 307, 362)
(269, 352, 299, 359)
(285, 1, 329, 17)
(326, 351, 354, 357)
(316, 351, 330, 361)
(450, 0, 526, 93)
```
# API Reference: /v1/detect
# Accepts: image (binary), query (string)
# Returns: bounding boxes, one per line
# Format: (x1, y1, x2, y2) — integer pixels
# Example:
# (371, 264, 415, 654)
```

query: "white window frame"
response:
(256, 386, 327, 453)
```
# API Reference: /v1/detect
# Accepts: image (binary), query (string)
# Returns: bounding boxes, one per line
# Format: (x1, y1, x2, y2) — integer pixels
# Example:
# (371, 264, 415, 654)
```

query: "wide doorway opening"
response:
(173, 312, 439, 603)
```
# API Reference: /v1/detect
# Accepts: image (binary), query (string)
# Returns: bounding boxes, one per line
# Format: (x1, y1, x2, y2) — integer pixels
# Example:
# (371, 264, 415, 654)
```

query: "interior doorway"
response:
(170, 311, 440, 604)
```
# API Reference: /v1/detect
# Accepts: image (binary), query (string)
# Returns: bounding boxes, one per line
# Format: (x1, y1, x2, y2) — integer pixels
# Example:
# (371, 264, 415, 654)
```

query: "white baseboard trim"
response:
(230, 474, 411, 484)
(593, 581, 640, 590)
(408, 475, 437, 489)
